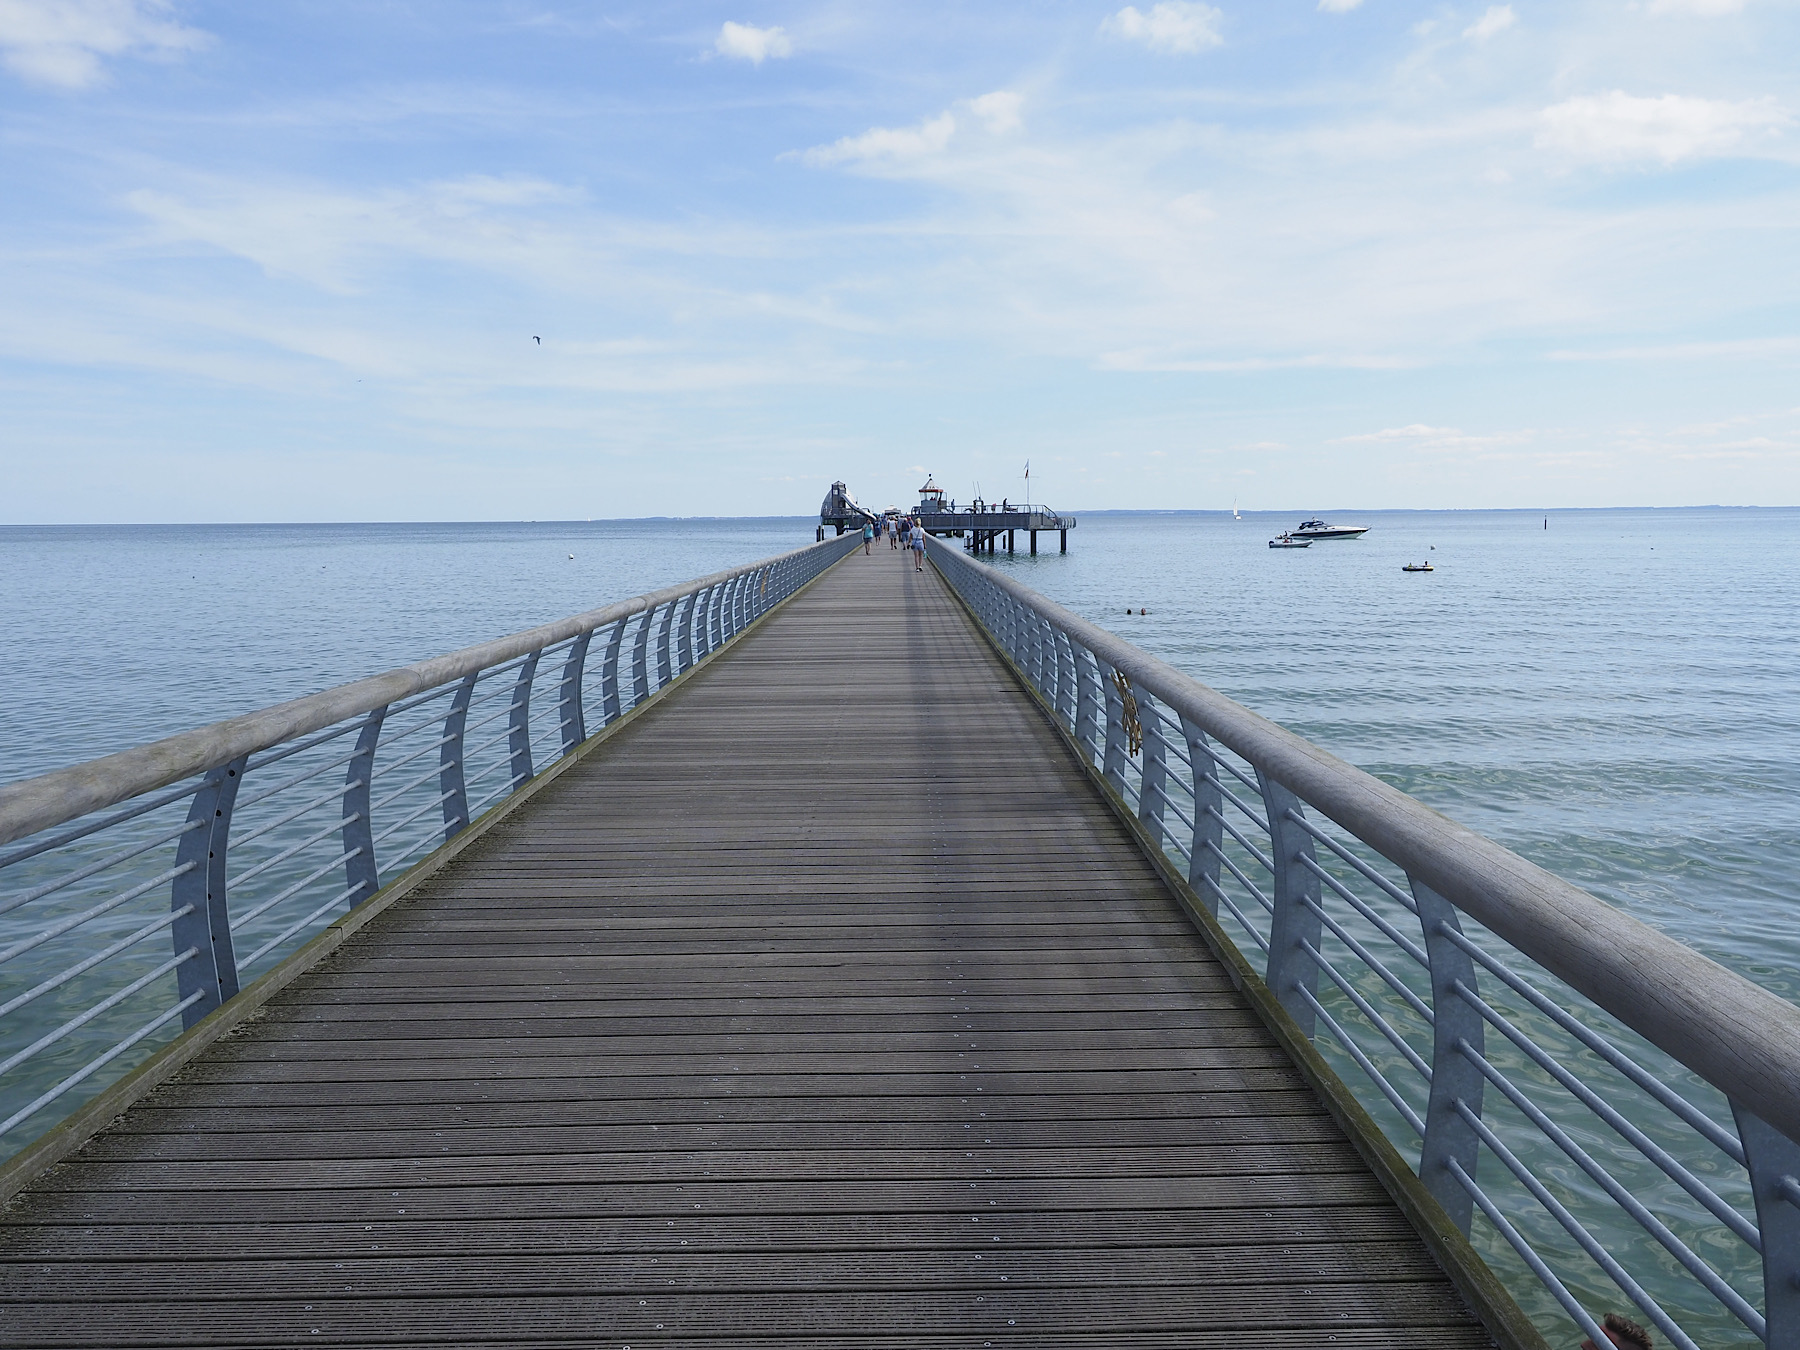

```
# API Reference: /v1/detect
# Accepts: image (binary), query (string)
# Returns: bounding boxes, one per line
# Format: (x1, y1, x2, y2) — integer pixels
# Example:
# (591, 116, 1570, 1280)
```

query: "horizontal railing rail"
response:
(0, 533, 860, 1162)
(926, 534, 1800, 1350)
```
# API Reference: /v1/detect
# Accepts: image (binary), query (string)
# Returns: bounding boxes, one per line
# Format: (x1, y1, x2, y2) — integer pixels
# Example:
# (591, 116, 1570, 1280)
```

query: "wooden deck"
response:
(0, 550, 1492, 1347)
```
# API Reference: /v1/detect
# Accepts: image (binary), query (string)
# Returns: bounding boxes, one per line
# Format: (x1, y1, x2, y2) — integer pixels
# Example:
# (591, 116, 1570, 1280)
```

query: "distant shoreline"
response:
(1, 503, 1793, 529)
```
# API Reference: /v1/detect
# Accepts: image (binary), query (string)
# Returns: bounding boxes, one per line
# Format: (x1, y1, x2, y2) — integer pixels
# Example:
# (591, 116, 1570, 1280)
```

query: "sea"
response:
(2, 508, 1796, 1344)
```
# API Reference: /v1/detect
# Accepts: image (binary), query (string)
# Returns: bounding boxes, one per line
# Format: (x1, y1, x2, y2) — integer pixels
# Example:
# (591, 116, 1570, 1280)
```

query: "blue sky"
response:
(1, 0, 1796, 520)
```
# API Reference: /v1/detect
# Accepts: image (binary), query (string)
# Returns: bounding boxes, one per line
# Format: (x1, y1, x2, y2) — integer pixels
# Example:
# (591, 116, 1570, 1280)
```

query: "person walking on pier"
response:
(862, 520, 874, 555)
(909, 519, 926, 571)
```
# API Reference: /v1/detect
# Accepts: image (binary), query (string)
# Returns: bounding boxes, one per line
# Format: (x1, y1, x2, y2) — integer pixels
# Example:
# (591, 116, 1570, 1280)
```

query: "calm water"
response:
(0, 518, 811, 785)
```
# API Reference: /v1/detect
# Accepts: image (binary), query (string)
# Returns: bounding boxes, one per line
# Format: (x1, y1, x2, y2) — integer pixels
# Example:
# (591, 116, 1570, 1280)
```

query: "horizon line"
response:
(0, 503, 1791, 528)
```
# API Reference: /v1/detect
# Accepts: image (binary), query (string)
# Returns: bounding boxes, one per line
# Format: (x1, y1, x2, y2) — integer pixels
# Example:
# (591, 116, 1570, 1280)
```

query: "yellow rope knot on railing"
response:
(1112, 669, 1143, 757)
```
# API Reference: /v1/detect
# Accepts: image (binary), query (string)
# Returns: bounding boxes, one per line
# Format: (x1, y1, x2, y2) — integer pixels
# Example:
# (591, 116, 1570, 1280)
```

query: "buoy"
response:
(568, 553, 575, 559)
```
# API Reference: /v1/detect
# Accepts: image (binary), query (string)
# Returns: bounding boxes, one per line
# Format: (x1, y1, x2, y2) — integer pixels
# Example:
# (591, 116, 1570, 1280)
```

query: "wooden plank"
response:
(78, 1113, 1346, 1162)
(0, 1283, 1477, 1345)
(1, 1239, 1449, 1298)
(103, 1087, 1331, 1133)
(0, 555, 1492, 1348)
(37, 1140, 1371, 1192)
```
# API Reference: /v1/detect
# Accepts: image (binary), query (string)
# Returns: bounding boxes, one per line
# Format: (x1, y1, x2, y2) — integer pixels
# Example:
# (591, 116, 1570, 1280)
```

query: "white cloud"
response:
(1337, 423, 1464, 442)
(714, 20, 792, 64)
(1318, 0, 1364, 11)
(1333, 423, 1535, 454)
(1167, 192, 1217, 225)
(1537, 91, 1792, 164)
(0, 0, 207, 88)
(1548, 337, 1800, 362)
(123, 173, 585, 294)
(1102, 2, 1224, 54)
(802, 112, 956, 166)
(967, 90, 1024, 135)
(1463, 6, 1516, 41)
(1647, 0, 1745, 13)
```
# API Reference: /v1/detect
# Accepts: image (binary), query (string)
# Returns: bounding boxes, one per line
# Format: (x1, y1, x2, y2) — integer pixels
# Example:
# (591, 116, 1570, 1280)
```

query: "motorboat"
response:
(1292, 518, 1369, 540)
(1401, 562, 1434, 572)
(1269, 533, 1312, 549)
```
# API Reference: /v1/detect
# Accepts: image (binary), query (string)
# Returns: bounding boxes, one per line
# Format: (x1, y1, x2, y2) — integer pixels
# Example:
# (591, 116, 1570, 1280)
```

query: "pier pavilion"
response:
(2, 535, 1797, 1350)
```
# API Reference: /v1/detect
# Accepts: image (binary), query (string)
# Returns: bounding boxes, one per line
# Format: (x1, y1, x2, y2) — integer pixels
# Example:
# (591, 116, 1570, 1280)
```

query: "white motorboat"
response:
(1269, 533, 1311, 549)
(1292, 518, 1369, 540)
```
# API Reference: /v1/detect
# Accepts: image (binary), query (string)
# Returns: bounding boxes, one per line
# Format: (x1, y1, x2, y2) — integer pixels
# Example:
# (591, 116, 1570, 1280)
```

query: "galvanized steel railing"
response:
(0, 533, 859, 1161)
(928, 535, 1800, 1350)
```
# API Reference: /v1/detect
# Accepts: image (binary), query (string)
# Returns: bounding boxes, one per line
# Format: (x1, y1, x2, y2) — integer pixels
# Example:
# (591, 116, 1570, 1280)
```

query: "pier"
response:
(819, 476, 1076, 553)
(3, 534, 1800, 1349)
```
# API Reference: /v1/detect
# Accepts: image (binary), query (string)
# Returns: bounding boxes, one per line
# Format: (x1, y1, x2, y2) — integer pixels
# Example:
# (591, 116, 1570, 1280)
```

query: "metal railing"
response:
(0, 533, 859, 1161)
(928, 535, 1800, 1350)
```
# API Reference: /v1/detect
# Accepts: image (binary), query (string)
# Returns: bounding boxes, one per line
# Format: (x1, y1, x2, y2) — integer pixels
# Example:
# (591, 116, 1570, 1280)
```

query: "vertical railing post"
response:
(1259, 775, 1323, 1035)
(1137, 692, 1169, 849)
(708, 582, 725, 651)
(1102, 666, 1129, 793)
(508, 652, 541, 788)
(630, 609, 655, 707)
(1414, 879, 1485, 1235)
(1735, 1109, 1800, 1350)
(1057, 631, 1077, 729)
(688, 589, 710, 660)
(655, 602, 676, 687)
(1179, 717, 1223, 908)
(440, 673, 477, 840)
(676, 590, 698, 673)
(340, 706, 386, 909)
(600, 620, 628, 725)
(1075, 649, 1101, 763)
(170, 754, 247, 1027)
(559, 631, 593, 754)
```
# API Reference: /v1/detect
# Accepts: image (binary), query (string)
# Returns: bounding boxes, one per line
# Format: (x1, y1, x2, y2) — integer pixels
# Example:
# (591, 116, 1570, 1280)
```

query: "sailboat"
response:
(1233, 498, 1241, 521)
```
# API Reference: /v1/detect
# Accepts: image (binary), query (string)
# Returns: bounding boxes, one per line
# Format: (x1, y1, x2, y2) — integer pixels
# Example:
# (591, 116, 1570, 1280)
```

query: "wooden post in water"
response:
(1030, 530, 1038, 555)
(1007, 530, 1015, 553)
(1060, 529, 1067, 553)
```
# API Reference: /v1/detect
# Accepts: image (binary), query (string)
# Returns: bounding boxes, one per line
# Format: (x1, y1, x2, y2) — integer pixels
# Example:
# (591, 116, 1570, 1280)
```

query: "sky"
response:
(0, 0, 1797, 520)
